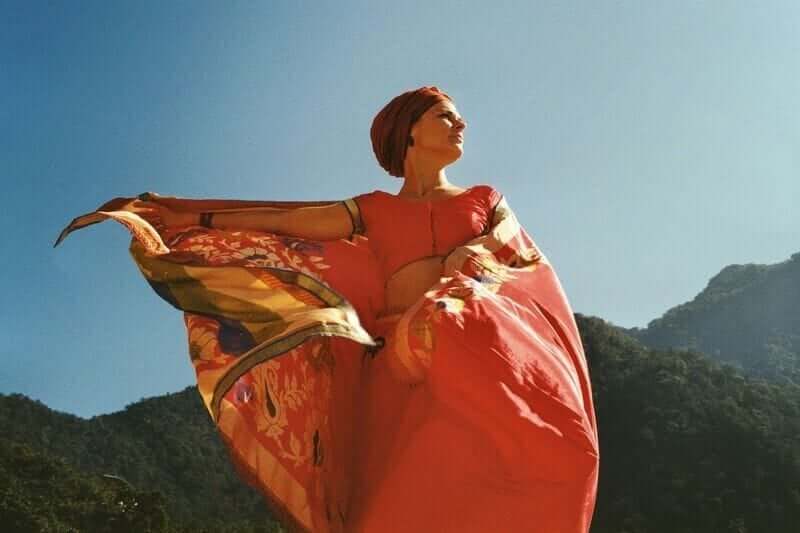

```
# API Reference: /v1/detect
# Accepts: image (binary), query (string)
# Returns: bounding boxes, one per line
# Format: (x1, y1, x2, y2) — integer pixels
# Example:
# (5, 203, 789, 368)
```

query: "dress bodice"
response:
(349, 185, 502, 279)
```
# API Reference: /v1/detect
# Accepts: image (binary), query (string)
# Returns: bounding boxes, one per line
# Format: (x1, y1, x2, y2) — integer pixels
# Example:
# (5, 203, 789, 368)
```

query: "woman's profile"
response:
(58, 86, 600, 532)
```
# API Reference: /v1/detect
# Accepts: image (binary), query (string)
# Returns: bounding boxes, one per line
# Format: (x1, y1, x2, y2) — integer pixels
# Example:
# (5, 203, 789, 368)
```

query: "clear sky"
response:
(2, 1, 798, 417)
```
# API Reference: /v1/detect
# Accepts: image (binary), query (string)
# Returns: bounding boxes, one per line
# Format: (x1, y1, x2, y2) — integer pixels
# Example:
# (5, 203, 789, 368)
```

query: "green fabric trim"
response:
(211, 322, 376, 421)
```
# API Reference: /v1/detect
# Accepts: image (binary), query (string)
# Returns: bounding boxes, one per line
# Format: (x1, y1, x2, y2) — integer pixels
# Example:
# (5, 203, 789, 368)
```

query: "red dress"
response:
(346, 186, 598, 532)
(59, 185, 600, 533)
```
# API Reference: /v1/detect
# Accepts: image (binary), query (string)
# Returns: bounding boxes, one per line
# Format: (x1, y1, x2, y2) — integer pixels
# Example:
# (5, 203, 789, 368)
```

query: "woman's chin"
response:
(425, 144, 463, 164)
(444, 142, 463, 157)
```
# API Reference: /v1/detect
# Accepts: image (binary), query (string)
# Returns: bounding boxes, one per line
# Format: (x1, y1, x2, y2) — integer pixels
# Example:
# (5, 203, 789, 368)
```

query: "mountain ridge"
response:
(621, 251, 800, 386)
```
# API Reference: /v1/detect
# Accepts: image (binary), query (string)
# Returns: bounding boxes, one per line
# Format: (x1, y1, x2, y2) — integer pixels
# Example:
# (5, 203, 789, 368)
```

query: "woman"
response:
(58, 86, 599, 532)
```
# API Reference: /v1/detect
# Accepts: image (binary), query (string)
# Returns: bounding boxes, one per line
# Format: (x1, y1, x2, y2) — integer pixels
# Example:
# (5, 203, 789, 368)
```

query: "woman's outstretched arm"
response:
(154, 202, 355, 241)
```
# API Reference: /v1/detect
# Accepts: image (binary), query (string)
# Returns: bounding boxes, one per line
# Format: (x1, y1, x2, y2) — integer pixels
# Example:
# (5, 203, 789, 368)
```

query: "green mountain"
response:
(579, 314, 800, 532)
(3, 314, 800, 531)
(623, 252, 800, 386)
(0, 389, 280, 532)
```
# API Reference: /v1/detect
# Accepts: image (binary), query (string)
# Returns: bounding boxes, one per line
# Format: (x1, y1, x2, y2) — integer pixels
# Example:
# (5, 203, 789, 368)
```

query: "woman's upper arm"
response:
(285, 202, 356, 241)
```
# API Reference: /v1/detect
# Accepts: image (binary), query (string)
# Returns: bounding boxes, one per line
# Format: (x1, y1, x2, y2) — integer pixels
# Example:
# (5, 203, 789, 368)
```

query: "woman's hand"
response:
(129, 200, 198, 227)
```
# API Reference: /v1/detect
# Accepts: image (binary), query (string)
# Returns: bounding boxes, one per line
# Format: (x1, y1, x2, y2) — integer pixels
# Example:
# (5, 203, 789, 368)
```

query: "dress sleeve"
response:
(481, 185, 505, 235)
(342, 194, 368, 237)
(486, 185, 504, 211)
(342, 192, 377, 237)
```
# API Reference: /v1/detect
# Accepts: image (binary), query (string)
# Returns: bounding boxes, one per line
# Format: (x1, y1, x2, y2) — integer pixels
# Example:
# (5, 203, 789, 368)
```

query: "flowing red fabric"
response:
(57, 187, 599, 532)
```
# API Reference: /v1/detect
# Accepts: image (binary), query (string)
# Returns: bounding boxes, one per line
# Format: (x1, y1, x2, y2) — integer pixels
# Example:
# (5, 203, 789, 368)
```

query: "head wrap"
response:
(370, 86, 453, 177)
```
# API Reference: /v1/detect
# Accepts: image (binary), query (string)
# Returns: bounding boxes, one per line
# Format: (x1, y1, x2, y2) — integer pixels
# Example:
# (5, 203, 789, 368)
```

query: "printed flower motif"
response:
(306, 338, 336, 374)
(167, 229, 333, 277)
(278, 236, 324, 256)
(185, 243, 220, 258)
(243, 349, 323, 468)
(283, 371, 309, 411)
(252, 362, 291, 440)
(236, 246, 284, 268)
(154, 226, 342, 471)
(247, 234, 281, 247)
(173, 232, 217, 246)
(186, 316, 228, 365)
(188, 328, 218, 360)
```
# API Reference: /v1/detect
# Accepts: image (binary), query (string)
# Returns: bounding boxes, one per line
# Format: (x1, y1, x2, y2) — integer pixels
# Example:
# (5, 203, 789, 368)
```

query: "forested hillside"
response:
(579, 314, 800, 532)
(1, 438, 169, 532)
(0, 389, 280, 532)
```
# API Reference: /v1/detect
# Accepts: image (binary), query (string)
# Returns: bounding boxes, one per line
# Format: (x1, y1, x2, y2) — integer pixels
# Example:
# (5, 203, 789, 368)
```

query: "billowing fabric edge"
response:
(58, 195, 381, 426)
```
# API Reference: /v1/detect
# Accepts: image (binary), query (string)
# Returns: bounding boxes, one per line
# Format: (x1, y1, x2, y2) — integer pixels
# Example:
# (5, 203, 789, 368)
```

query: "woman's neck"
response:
(399, 164, 453, 198)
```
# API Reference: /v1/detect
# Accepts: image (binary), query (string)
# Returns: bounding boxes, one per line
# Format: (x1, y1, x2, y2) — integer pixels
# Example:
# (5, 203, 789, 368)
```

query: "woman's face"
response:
(408, 100, 467, 162)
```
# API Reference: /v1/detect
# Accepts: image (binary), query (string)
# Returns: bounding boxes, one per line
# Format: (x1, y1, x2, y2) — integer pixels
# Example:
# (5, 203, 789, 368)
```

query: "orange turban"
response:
(370, 86, 453, 177)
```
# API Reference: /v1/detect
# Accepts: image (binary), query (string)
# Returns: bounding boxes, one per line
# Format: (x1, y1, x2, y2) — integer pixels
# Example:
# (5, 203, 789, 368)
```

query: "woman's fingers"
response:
(129, 199, 159, 213)
(127, 200, 169, 227)
(127, 199, 196, 227)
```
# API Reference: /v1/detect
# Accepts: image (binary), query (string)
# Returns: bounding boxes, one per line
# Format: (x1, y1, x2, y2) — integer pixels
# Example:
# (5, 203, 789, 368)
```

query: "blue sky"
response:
(2, 1, 798, 417)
